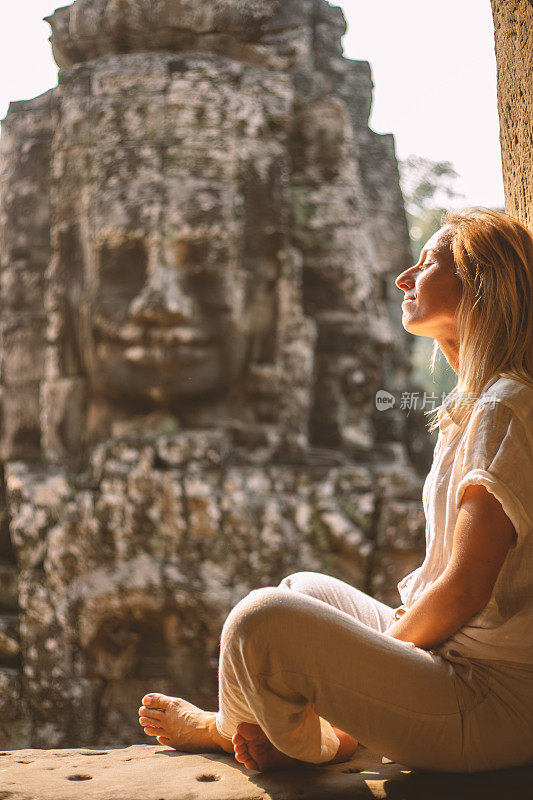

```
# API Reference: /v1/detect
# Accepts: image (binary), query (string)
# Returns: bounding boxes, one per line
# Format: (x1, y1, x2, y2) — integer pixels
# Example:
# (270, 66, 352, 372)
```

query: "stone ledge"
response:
(0, 744, 531, 800)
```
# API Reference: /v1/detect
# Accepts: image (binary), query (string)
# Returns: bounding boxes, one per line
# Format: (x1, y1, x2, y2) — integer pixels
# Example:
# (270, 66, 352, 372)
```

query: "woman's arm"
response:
(385, 483, 516, 651)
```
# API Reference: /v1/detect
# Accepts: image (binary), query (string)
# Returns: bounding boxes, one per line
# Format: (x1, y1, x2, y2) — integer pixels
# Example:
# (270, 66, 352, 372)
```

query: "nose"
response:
(394, 265, 418, 293)
(129, 270, 195, 326)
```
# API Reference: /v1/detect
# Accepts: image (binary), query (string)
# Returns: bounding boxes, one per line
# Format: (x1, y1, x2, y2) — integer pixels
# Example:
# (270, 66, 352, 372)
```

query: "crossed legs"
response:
(139, 572, 463, 772)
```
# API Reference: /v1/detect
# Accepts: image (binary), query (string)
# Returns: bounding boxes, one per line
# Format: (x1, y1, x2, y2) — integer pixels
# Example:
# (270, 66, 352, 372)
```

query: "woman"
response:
(138, 208, 533, 773)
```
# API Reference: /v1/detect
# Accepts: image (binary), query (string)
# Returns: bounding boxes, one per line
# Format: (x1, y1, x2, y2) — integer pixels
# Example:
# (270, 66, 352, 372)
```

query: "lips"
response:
(123, 344, 210, 365)
(93, 317, 211, 347)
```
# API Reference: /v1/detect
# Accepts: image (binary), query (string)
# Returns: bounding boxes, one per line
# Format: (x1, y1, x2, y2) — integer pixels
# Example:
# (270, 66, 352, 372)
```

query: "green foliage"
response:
(399, 155, 462, 258)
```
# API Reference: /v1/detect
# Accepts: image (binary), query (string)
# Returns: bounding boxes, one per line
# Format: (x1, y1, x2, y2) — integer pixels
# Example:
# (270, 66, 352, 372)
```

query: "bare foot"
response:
(232, 722, 359, 772)
(233, 723, 301, 771)
(138, 693, 233, 754)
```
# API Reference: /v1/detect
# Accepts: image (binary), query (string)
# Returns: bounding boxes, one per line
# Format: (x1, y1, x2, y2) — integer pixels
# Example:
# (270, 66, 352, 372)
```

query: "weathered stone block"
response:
(375, 500, 426, 551)
(40, 378, 87, 463)
(0, 667, 30, 749)
(0, 563, 18, 611)
(1, 744, 532, 800)
(370, 550, 425, 607)
(1, 323, 47, 385)
(0, 383, 42, 461)
(0, 267, 46, 317)
(0, 613, 18, 643)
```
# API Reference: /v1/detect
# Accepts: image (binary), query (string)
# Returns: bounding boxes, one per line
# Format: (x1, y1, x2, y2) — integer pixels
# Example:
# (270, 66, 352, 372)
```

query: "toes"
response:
(233, 732, 252, 766)
(143, 725, 164, 737)
(236, 722, 264, 744)
(142, 693, 172, 709)
(233, 749, 247, 764)
(243, 756, 259, 771)
(138, 706, 165, 721)
(156, 736, 172, 747)
(234, 724, 264, 772)
(139, 716, 163, 727)
(235, 749, 257, 770)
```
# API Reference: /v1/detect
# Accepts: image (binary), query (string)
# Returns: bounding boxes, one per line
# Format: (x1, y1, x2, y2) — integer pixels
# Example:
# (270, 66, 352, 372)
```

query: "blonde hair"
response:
(427, 207, 533, 432)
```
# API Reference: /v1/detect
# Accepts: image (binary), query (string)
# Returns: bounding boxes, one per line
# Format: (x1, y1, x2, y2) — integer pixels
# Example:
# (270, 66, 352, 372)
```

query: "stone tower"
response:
(0, 0, 428, 748)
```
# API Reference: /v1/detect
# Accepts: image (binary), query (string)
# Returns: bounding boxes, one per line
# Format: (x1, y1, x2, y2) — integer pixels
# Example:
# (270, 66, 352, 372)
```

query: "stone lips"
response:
(0, 0, 430, 748)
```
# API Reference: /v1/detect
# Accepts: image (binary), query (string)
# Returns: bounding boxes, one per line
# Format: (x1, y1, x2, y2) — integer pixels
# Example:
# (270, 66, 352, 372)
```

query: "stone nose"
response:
(128, 272, 195, 326)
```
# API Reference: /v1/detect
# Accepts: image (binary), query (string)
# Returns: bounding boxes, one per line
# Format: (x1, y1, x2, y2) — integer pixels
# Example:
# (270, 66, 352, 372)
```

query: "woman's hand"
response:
(386, 483, 516, 651)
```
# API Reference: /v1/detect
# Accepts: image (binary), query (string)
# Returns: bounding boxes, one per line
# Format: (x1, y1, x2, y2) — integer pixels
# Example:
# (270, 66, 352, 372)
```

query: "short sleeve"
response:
(455, 400, 533, 545)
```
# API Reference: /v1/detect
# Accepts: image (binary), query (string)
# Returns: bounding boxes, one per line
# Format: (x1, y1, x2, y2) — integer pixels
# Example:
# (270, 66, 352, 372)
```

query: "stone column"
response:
(491, 0, 533, 229)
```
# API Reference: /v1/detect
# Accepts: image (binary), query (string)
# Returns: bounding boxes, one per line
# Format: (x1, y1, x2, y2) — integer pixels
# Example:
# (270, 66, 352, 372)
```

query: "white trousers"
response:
(215, 572, 533, 772)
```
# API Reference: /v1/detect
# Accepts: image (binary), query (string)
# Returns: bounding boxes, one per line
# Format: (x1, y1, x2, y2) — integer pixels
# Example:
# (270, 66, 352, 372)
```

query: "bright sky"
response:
(0, 0, 504, 208)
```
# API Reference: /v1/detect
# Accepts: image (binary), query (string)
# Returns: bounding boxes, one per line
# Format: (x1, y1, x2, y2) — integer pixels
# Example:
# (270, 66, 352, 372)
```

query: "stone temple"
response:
(0, 0, 429, 749)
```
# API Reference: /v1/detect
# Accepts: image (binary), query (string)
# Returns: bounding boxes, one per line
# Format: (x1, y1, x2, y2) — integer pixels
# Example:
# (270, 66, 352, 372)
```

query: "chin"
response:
(402, 314, 429, 337)
(90, 348, 249, 406)
(402, 317, 418, 335)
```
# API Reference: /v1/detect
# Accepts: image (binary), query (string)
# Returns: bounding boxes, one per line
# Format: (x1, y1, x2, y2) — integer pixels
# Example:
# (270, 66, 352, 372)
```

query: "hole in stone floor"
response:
(67, 775, 93, 781)
(342, 767, 361, 774)
(196, 774, 220, 782)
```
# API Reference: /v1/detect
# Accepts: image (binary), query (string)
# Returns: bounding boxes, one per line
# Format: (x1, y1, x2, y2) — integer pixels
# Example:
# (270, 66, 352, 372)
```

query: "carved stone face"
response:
(66, 211, 257, 406)
(67, 195, 260, 405)
(55, 58, 286, 407)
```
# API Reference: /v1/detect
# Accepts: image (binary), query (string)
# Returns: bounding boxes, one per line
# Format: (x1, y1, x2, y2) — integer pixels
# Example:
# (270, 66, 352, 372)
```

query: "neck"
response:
(436, 334, 460, 375)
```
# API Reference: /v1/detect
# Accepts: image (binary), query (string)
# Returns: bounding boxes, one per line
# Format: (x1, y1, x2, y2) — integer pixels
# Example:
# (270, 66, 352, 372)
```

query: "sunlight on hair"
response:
(425, 208, 533, 432)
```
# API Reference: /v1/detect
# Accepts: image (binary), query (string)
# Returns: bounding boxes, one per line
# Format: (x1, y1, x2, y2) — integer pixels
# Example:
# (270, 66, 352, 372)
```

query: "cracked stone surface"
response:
(0, 745, 532, 800)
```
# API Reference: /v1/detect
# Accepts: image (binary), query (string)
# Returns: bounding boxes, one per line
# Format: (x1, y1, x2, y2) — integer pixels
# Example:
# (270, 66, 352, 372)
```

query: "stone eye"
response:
(97, 239, 147, 296)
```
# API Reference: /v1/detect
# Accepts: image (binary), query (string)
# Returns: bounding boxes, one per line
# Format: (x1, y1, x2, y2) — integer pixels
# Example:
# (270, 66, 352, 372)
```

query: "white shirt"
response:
(396, 375, 533, 664)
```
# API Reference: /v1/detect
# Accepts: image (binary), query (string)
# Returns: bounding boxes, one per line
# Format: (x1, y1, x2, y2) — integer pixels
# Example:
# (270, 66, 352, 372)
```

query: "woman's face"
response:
(394, 226, 463, 340)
